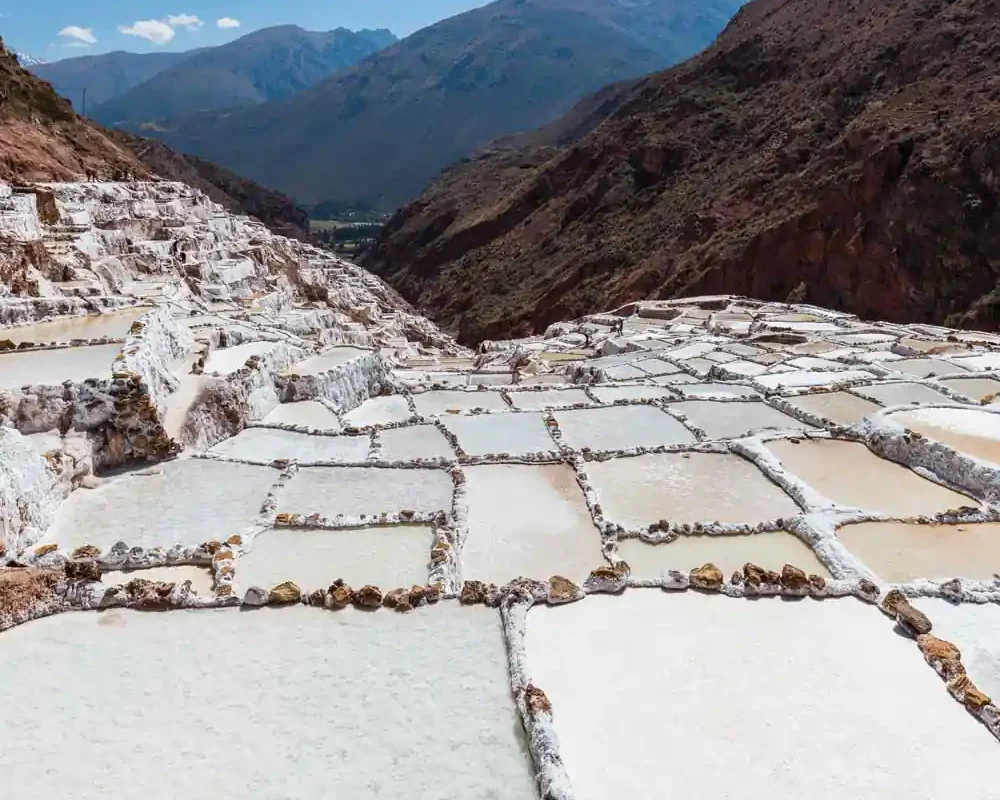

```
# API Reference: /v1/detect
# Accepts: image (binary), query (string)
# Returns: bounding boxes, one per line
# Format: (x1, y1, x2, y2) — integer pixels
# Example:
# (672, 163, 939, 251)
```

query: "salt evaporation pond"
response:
(280, 466, 453, 518)
(284, 346, 368, 374)
(555, 405, 695, 451)
(46, 459, 278, 552)
(526, 592, 1000, 800)
(463, 463, 600, 584)
(0, 343, 120, 388)
(889, 406, 1000, 466)
(765, 439, 973, 517)
(210, 427, 370, 463)
(885, 358, 969, 379)
(377, 425, 455, 460)
(412, 390, 509, 416)
(236, 525, 432, 591)
(0, 307, 150, 344)
(851, 382, 954, 407)
(837, 521, 1000, 582)
(0, 606, 537, 800)
(618, 531, 829, 580)
(589, 385, 675, 403)
(443, 412, 555, 457)
(202, 340, 275, 376)
(586, 452, 800, 529)
(669, 400, 813, 439)
(508, 388, 593, 410)
(262, 401, 342, 430)
(342, 395, 412, 426)
(939, 376, 1000, 403)
(783, 391, 881, 426)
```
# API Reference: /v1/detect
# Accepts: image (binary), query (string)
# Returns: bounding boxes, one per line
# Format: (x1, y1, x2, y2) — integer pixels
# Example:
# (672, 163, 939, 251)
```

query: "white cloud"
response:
(58, 26, 97, 45)
(167, 13, 203, 30)
(216, 17, 241, 29)
(119, 19, 176, 45)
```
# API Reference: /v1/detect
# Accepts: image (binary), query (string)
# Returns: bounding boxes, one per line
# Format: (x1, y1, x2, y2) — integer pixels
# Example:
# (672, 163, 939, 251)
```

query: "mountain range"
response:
(70, 0, 743, 212)
(363, 0, 1000, 343)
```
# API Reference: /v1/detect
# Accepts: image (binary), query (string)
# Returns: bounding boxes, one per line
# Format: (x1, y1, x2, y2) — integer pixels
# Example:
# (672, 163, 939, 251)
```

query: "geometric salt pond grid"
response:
(6, 186, 1000, 800)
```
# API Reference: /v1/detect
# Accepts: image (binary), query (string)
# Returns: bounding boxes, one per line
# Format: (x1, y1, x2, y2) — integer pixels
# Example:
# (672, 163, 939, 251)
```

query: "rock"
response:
(484, 583, 501, 607)
(524, 683, 552, 716)
(661, 569, 689, 591)
(938, 578, 963, 601)
(583, 563, 629, 594)
(949, 674, 992, 710)
(242, 586, 269, 607)
(409, 585, 427, 606)
(216, 584, 234, 597)
(430, 541, 452, 566)
(460, 580, 488, 605)
(354, 584, 383, 609)
(226, 534, 243, 547)
(780, 564, 808, 591)
(201, 540, 223, 555)
(33, 544, 58, 557)
(881, 588, 909, 616)
(896, 603, 932, 636)
(807, 574, 826, 594)
(383, 588, 408, 609)
(269, 581, 302, 604)
(689, 563, 723, 591)
(329, 580, 354, 609)
(71, 545, 102, 560)
(64, 561, 102, 582)
(547, 575, 584, 605)
(128, 579, 175, 610)
(424, 584, 442, 604)
(917, 634, 961, 663)
(308, 589, 326, 607)
(854, 578, 880, 603)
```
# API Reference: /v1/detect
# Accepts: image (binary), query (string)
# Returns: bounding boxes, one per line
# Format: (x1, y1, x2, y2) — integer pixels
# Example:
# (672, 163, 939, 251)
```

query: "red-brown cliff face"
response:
(363, 0, 1000, 344)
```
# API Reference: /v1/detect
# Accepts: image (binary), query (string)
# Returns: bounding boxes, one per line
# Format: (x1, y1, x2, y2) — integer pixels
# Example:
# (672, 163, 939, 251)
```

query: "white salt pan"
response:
(211, 427, 370, 463)
(913, 599, 1000, 703)
(508, 389, 593, 410)
(281, 466, 453, 517)
(262, 401, 342, 431)
(342, 395, 412, 427)
(377, 425, 455, 461)
(203, 341, 275, 376)
(412, 390, 509, 416)
(285, 346, 368, 374)
(0, 343, 119, 388)
(526, 592, 1000, 800)
(0, 606, 536, 799)
(443, 412, 556, 457)
(555, 405, 695, 451)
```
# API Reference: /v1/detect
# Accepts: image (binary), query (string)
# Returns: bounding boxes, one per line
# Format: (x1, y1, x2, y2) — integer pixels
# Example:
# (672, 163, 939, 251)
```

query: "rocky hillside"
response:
(363, 0, 1000, 344)
(125, 0, 743, 211)
(91, 26, 396, 125)
(0, 40, 309, 239)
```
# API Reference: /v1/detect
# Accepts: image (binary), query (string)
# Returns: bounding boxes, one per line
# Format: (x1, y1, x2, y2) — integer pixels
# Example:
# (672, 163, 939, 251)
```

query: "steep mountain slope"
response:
(31, 51, 193, 111)
(363, 0, 1000, 344)
(91, 26, 396, 125)
(126, 0, 743, 211)
(0, 40, 309, 239)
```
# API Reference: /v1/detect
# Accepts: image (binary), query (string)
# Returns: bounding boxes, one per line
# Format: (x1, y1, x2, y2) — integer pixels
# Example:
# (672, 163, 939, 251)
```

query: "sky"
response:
(2, 1, 489, 60)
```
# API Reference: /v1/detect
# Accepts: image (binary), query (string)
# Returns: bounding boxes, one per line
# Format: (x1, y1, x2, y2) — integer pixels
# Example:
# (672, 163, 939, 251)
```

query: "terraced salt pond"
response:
(837, 522, 1000, 581)
(555, 405, 695, 451)
(237, 526, 432, 591)
(589, 385, 675, 403)
(0, 606, 536, 799)
(202, 341, 275, 376)
(0, 308, 150, 344)
(342, 395, 411, 426)
(526, 592, 1000, 800)
(412, 390, 509, 416)
(508, 389, 593, 410)
(0, 343, 119, 388)
(262, 400, 342, 430)
(463, 463, 599, 583)
(851, 382, 954, 407)
(618, 531, 829, 580)
(280, 466, 453, 518)
(939, 376, 1000, 402)
(586, 452, 800, 529)
(889, 407, 1000, 467)
(912, 599, 1000, 703)
(376, 425, 455, 461)
(782, 391, 882, 426)
(211, 427, 370, 463)
(443, 412, 555, 457)
(45, 459, 278, 552)
(284, 346, 369, 374)
(670, 400, 812, 439)
(766, 438, 973, 516)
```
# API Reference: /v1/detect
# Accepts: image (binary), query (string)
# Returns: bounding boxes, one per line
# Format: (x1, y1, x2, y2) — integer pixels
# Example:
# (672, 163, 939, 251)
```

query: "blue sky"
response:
(2, 1, 489, 59)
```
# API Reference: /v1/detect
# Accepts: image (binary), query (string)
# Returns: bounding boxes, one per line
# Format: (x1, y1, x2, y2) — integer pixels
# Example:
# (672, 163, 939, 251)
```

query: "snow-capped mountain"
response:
(14, 52, 45, 68)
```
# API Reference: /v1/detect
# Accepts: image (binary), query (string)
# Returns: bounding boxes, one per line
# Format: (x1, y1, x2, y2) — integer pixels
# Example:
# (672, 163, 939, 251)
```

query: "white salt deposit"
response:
(586, 452, 800, 529)
(48, 460, 278, 551)
(262, 401, 342, 431)
(913, 599, 1000, 703)
(885, 358, 969, 378)
(754, 369, 875, 391)
(889, 406, 1000, 466)
(210, 427, 370, 463)
(508, 389, 593, 410)
(670, 400, 813, 439)
(526, 592, 1000, 800)
(555, 405, 695, 451)
(463, 463, 600, 583)
(342, 395, 412, 427)
(285, 346, 368, 374)
(280, 466, 453, 518)
(589, 385, 675, 403)
(0, 343, 119, 388)
(377, 425, 455, 460)
(851, 382, 954, 407)
(412, 390, 509, 416)
(939, 376, 1000, 403)
(0, 308, 150, 344)
(237, 525, 432, 591)
(443, 412, 556, 457)
(202, 341, 275, 376)
(783, 391, 882, 426)
(0, 606, 537, 799)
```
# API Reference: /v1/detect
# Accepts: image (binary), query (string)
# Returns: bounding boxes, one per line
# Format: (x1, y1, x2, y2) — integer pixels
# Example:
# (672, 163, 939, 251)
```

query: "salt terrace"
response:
(2, 182, 1000, 798)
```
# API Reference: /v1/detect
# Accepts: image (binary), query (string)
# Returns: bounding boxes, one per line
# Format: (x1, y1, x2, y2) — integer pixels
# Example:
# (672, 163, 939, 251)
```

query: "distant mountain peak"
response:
(14, 51, 45, 68)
